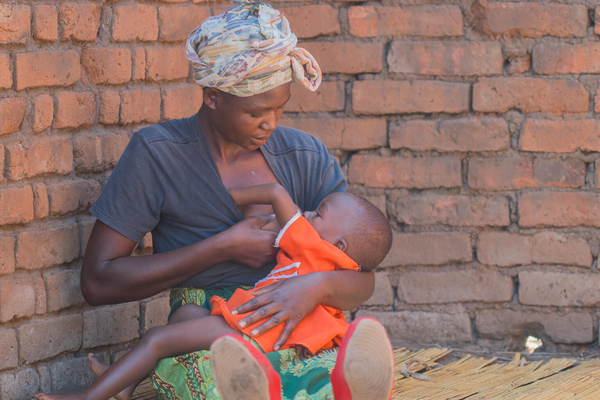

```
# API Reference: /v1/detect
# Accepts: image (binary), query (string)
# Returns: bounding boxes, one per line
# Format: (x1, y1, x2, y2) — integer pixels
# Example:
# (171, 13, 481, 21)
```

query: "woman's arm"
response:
(81, 216, 278, 306)
(231, 270, 375, 350)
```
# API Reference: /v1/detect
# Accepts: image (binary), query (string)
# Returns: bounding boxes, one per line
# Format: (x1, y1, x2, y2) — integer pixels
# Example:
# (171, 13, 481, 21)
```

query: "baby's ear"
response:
(334, 238, 348, 252)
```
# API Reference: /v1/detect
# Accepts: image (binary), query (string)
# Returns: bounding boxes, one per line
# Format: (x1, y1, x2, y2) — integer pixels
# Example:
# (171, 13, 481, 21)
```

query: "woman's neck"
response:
(197, 108, 250, 163)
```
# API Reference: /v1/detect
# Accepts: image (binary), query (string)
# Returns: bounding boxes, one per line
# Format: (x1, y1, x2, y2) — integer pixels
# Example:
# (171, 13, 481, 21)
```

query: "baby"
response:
(35, 183, 393, 400)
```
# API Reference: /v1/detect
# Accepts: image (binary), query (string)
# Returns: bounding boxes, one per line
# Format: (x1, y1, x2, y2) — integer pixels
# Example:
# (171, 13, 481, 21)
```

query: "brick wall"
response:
(1, 0, 599, 396)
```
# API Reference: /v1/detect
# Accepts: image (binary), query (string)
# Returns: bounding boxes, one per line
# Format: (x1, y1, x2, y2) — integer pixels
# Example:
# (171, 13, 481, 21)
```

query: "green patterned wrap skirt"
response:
(150, 287, 338, 400)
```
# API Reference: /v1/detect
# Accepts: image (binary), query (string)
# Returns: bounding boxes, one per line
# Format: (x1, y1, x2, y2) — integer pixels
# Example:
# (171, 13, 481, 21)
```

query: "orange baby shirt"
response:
(210, 212, 359, 353)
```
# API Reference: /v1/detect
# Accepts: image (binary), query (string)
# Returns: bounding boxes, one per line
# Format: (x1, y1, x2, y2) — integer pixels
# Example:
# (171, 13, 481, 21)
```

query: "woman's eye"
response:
(250, 113, 261, 118)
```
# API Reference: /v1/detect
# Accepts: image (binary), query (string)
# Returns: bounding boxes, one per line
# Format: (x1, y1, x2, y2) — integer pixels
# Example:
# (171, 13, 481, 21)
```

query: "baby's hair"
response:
(342, 194, 393, 272)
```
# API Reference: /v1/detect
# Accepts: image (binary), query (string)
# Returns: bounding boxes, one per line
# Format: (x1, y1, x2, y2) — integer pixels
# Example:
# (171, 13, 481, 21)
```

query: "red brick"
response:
(389, 41, 502, 76)
(279, 117, 386, 151)
(399, 268, 513, 304)
(478, 232, 532, 267)
(0, 368, 40, 400)
(348, 5, 463, 38)
(596, 8, 600, 35)
(15, 50, 80, 90)
(32, 5, 58, 42)
(390, 118, 509, 152)
(348, 155, 461, 189)
(0, 144, 3, 182)
(0, 236, 15, 275)
(73, 133, 130, 173)
(281, 5, 340, 39)
(19, 314, 82, 363)
(0, 5, 30, 44)
(469, 156, 585, 191)
(162, 85, 204, 120)
(112, 5, 158, 42)
(120, 89, 161, 124)
(59, 3, 100, 42)
(158, 5, 210, 42)
(49, 357, 96, 391)
(132, 48, 146, 80)
(0, 54, 11, 89)
(476, 2, 587, 38)
(286, 81, 344, 112)
(141, 296, 170, 332)
(0, 98, 25, 135)
(0, 329, 17, 371)
(597, 160, 600, 189)
(353, 80, 469, 115)
(519, 192, 600, 228)
(33, 276, 45, 315)
(146, 47, 189, 81)
(0, 277, 36, 322)
(99, 91, 120, 125)
(33, 94, 53, 133)
(356, 310, 472, 343)
(300, 42, 383, 74)
(520, 119, 600, 153)
(5, 137, 72, 180)
(363, 272, 393, 306)
(532, 232, 592, 268)
(0, 186, 33, 226)
(380, 232, 471, 268)
(519, 271, 600, 307)
(81, 48, 131, 85)
(83, 303, 140, 347)
(44, 269, 84, 312)
(533, 43, 600, 75)
(47, 179, 101, 215)
(477, 310, 593, 344)
(507, 55, 531, 75)
(473, 78, 588, 114)
(79, 218, 95, 257)
(54, 91, 95, 129)
(397, 195, 510, 227)
(15, 223, 79, 269)
(32, 183, 48, 219)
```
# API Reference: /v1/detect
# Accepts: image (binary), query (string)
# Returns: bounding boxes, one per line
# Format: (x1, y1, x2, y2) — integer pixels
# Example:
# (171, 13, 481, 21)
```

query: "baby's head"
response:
(303, 192, 393, 271)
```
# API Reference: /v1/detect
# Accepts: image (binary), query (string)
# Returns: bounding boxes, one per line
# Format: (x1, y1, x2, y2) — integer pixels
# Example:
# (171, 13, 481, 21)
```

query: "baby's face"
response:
(303, 193, 356, 245)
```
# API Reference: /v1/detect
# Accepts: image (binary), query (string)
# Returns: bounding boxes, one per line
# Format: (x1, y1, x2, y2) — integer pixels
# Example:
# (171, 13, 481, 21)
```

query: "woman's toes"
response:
(88, 353, 110, 377)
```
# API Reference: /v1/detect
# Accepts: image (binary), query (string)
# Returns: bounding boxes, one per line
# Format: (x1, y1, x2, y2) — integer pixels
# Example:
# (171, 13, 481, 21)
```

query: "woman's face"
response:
(211, 83, 292, 150)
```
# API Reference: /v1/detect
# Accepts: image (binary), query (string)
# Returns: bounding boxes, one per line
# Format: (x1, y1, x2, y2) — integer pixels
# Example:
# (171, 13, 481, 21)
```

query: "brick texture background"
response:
(1, 0, 600, 396)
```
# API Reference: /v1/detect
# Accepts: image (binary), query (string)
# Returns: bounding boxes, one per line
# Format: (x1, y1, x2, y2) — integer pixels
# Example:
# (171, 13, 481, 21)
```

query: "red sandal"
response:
(331, 317, 395, 400)
(210, 334, 282, 400)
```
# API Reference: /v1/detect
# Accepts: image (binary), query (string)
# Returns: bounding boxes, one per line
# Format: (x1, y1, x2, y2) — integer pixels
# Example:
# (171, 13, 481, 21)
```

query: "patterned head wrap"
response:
(185, 0, 321, 97)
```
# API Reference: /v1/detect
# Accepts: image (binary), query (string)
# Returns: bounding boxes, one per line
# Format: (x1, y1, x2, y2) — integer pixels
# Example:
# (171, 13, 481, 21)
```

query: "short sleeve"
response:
(310, 141, 346, 211)
(90, 132, 166, 242)
(276, 215, 322, 258)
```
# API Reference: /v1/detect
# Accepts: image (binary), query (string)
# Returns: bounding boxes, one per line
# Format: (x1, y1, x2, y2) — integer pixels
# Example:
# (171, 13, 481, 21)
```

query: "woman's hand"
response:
(231, 273, 327, 351)
(225, 215, 279, 268)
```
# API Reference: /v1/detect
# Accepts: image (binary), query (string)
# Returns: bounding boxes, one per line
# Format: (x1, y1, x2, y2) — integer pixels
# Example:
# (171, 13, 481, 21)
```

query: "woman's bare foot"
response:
(88, 353, 137, 400)
(34, 393, 84, 400)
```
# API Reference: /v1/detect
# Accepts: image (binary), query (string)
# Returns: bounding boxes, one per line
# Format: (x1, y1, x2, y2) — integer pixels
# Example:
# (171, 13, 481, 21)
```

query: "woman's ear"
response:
(334, 238, 348, 252)
(203, 88, 219, 110)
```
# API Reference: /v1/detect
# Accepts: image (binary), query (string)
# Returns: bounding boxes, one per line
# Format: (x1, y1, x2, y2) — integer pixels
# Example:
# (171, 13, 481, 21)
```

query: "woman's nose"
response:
(259, 111, 278, 131)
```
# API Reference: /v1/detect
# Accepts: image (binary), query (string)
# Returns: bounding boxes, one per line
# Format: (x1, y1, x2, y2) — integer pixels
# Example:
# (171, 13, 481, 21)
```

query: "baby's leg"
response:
(35, 315, 240, 400)
(81, 304, 212, 400)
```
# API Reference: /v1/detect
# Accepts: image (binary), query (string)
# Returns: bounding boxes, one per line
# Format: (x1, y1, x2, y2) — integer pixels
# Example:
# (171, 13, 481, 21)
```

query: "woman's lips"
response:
(252, 136, 270, 145)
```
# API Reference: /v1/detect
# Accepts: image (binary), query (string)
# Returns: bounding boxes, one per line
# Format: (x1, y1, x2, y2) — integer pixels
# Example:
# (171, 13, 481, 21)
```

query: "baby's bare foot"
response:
(34, 393, 84, 400)
(88, 353, 109, 377)
(87, 353, 136, 400)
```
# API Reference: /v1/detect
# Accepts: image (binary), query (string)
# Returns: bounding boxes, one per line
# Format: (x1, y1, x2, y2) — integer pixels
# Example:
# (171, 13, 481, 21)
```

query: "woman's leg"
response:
(35, 315, 240, 400)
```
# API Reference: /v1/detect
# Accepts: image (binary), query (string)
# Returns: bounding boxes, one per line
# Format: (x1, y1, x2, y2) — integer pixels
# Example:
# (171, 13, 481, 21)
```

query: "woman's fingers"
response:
(247, 281, 282, 297)
(273, 319, 301, 351)
(248, 311, 290, 342)
(236, 300, 279, 328)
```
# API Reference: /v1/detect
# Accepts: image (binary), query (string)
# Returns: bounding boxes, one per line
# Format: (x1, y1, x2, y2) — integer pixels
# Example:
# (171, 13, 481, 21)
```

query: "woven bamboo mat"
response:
(128, 349, 600, 400)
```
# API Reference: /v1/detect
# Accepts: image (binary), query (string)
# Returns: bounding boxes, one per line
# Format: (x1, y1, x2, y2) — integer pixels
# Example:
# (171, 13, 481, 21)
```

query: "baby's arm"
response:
(229, 183, 299, 228)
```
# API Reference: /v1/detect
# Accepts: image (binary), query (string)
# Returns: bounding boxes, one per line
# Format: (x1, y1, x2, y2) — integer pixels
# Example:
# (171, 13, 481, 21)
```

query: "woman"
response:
(81, 2, 381, 399)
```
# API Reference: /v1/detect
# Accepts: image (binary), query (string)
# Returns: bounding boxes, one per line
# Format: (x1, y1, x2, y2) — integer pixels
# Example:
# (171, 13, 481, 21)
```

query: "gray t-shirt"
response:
(90, 113, 346, 289)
